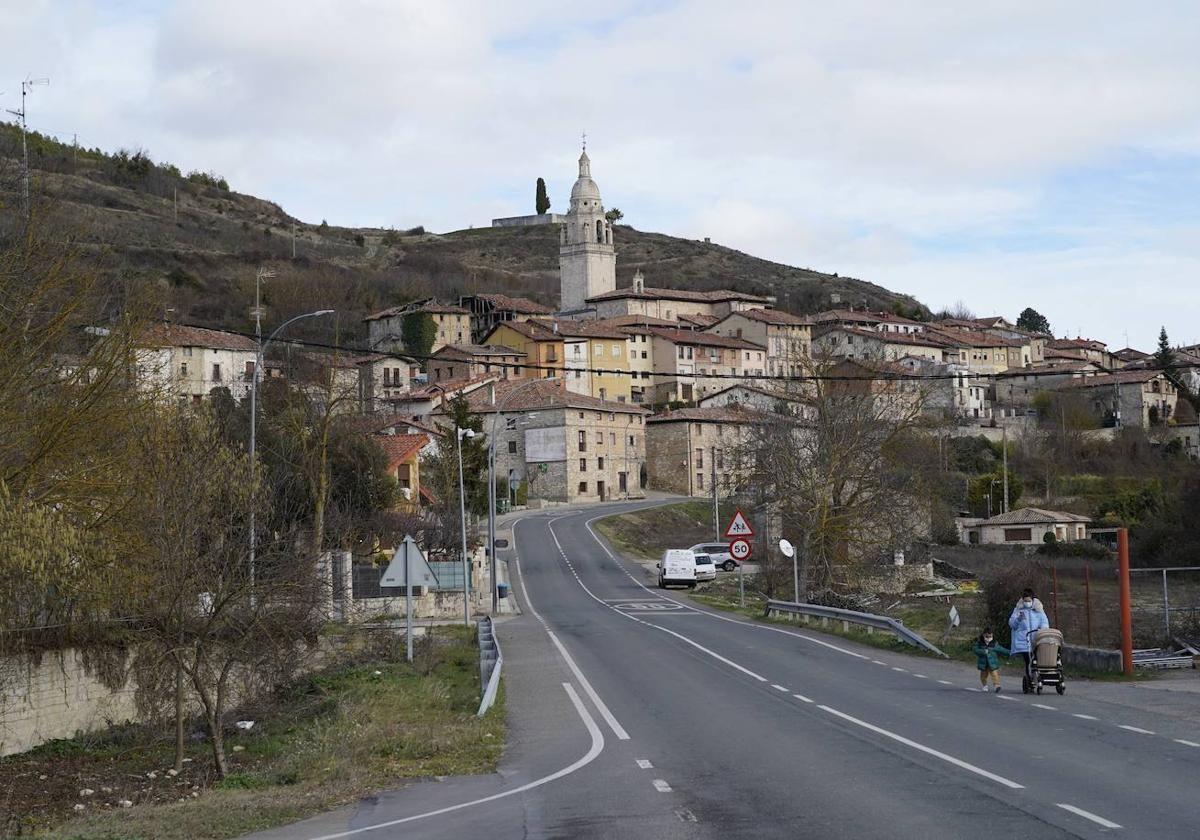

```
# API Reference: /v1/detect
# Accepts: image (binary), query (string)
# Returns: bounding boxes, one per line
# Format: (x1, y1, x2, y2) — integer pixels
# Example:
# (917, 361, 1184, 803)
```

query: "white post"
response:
(457, 427, 472, 626)
(406, 538, 414, 662)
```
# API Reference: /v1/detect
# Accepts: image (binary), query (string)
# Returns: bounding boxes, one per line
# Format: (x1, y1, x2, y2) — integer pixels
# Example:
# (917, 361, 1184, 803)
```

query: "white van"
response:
(657, 549, 698, 589)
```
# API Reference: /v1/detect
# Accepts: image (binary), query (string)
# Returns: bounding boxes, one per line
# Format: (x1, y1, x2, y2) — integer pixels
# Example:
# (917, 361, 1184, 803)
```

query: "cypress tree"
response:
(535, 178, 550, 215)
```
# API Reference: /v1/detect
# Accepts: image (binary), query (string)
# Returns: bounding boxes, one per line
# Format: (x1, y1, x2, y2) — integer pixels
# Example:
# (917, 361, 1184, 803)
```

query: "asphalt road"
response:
(252, 502, 1200, 839)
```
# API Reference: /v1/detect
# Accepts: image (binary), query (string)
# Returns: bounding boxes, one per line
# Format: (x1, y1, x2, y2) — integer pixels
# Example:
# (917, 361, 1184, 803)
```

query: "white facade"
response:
(136, 333, 257, 403)
(559, 149, 616, 313)
(563, 336, 592, 396)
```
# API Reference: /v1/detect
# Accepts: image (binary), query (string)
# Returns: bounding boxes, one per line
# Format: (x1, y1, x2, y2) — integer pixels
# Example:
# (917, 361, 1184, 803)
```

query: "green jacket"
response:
(973, 640, 1010, 671)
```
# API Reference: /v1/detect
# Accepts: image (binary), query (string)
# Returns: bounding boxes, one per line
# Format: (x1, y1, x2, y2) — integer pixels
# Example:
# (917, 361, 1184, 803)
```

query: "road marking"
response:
(1175, 739, 1200, 747)
(302, 682, 603, 839)
(652, 779, 672, 793)
(636, 759, 653, 769)
(545, 631, 630, 741)
(771, 684, 789, 692)
(1032, 703, 1057, 710)
(891, 666, 907, 672)
(912, 674, 928, 679)
(1056, 803, 1122, 829)
(872, 660, 886, 665)
(818, 705, 1024, 790)
(1118, 725, 1155, 735)
(997, 695, 1018, 702)
(937, 679, 953, 685)
(675, 808, 698, 823)
(792, 693, 814, 703)
(1072, 713, 1099, 721)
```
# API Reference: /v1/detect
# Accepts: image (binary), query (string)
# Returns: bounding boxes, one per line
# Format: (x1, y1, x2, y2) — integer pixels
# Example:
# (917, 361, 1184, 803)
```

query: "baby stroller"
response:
(1022, 628, 1066, 695)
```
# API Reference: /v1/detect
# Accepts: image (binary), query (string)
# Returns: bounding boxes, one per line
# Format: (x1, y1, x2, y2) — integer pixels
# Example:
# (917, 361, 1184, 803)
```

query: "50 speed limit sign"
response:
(729, 538, 752, 561)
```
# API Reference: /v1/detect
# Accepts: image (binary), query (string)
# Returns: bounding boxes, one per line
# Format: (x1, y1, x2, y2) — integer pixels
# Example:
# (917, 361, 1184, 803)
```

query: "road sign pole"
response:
(739, 562, 745, 607)
(405, 539, 413, 663)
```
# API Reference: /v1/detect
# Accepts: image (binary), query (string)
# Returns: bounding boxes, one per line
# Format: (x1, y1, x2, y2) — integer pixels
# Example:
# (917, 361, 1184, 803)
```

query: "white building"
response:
(559, 147, 617, 314)
(136, 324, 258, 403)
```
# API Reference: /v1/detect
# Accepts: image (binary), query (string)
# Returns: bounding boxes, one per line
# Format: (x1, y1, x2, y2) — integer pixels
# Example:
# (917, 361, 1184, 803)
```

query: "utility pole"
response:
(5, 75, 50, 218)
(711, 446, 719, 541)
(1001, 424, 1009, 514)
(291, 223, 297, 259)
(457, 426, 476, 626)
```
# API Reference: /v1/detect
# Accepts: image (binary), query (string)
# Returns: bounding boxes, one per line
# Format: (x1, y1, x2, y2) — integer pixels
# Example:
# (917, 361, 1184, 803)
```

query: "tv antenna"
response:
(5, 75, 50, 215)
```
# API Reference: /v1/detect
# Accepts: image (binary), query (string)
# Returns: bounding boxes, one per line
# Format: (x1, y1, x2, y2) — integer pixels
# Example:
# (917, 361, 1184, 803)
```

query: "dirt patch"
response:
(594, 501, 719, 561)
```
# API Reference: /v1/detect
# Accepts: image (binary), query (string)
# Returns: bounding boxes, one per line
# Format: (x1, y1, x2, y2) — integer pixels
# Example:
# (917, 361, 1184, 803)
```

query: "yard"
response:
(2, 627, 504, 840)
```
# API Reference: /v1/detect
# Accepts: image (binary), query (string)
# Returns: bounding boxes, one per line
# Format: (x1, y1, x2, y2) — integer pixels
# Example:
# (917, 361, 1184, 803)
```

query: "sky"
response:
(2, 1, 1199, 349)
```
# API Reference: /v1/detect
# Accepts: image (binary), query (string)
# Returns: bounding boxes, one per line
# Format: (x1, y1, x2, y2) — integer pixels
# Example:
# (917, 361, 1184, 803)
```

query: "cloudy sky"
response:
(3, 1, 1198, 348)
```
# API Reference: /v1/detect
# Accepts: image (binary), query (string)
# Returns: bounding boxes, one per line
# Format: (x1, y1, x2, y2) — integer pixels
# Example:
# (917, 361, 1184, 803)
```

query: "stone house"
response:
(585, 271, 772, 320)
(698, 383, 813, 419)
(1047, 338, 1115, 370)
(136, 324, 258, 403)
(992, 361, 1103, 409)
(812, 325, 947, 365)
(960, 508, 1092, 546)
(451, 379, 649, 505)
(483, 320, 564, 381)
(1057, 369, 1179, 428)
(357, 353, 418, 413)
(893, 355, 991, 422)
(364, 300, 471, 354)
(379, 375, 502, 423)
(926, 327, 1024, 374)
(457, 293, 552, 344)
(428, 344, 525, 384)
(705, 308, 813, 378)
(647, 328, 766, 404)
(645, 406, 768, 497)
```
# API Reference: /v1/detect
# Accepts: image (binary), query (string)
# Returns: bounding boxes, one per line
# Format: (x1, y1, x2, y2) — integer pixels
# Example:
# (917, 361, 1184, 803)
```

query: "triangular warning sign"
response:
(724, 509, 754, 538)
(381, 535, 438, 588)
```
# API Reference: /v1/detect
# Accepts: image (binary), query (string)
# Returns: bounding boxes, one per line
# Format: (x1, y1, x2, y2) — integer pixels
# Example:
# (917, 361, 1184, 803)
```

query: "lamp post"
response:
(248, 309, 334, 593)
(487, 377, 555, 613)
(457, 426, 476, 626)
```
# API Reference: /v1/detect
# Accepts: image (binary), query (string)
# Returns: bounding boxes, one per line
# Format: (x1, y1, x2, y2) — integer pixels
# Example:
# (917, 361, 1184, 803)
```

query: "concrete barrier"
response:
(1062, 644, 1123, 673)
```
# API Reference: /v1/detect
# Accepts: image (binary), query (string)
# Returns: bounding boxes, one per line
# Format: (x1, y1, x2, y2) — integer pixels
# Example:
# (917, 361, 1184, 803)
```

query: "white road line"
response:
(1056, 803, 1122, 829)
(546, 629, 630, 740)
(937, 679, 953, 685)
(891, 666, 907, 672)
(1118, 725, 1155, 735)
(997, 695, 1018, 702)
(303, 683, 603, 840)
(912, 674, 928, 679)
(636, 758, 653, 769)
(818, 705, 1024, 790)
(792, 693, 814, 704)
(1175, 738, 1200, 747)
(771, 684, 789, 692)
(1072, 713, 1099, 721)
(872, 660, 887, 665)
(1032, 703, 1057, 711)
(652, 779, 673, 793)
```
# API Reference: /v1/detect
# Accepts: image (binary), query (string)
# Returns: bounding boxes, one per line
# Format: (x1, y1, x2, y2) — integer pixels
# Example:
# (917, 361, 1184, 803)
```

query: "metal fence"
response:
(477, 616, 503, 716)
(350, 560, 465, 599)
(764, 600, 948, 657)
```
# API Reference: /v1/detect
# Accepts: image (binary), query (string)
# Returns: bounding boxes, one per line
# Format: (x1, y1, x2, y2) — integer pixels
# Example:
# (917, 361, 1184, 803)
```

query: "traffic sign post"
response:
(724, 509, 755, 539)
(382, 535, 437, 662)
(725, 512, 755, 607)
(729, 538, 752, 561)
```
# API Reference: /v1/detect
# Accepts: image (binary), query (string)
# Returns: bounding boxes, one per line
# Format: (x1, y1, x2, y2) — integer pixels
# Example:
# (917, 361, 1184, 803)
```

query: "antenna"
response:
(5, 75, 50, 217)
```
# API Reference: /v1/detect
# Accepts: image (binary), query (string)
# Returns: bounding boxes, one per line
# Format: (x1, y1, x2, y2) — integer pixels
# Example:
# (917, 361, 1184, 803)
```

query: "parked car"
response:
(692, 552, 717, 582)
(689, 542, 736, 571)
(657, 549, 698, 588)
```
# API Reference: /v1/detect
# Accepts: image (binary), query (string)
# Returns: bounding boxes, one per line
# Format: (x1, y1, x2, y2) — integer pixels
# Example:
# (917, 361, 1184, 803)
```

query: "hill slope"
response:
(0, 123, 925, 344)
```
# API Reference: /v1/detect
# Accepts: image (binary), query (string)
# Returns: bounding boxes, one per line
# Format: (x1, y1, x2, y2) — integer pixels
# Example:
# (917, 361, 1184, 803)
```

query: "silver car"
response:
(689, 542, 736, 571)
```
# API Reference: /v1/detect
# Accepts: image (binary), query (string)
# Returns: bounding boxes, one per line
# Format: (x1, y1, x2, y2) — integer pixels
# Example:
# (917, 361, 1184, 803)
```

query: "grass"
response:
(12, 626, 504, 840)
(594, 501, 717, 561)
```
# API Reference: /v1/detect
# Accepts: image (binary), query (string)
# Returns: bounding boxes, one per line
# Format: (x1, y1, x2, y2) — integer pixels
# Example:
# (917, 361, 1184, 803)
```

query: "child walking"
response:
(973, 628, 1010, 693)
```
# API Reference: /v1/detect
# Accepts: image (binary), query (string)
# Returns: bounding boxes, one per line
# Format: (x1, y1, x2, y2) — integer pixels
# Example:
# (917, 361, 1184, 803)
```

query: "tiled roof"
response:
(140, 323, 257, 352)
(676, 313, 721, 328)
(433, 343, 523, 359)
(647, 328, 765, 351)
(373, 433, 429, 465)
(526, 318, 629, 339)
(364, 300, 469, 321)
(585, 285, 771, 304)
(813, 309, 884, 325)
(926, 326, 1024, 348)
(1049, 337, 1107, 352)
(1058, 370, 1167, 390)
(1113, 348, 1150, 362)
(821, 325, 953, 348)
(455, 378, 649, 415)
(595, 315, 681, 333)
(719, 308, 813, 326)
(699, 383, 808, 404)
(979, 507, 1091, 526)
(462, 294, 552, 314)
(384, 374, 501, 402)
(647, 405, 772, 424)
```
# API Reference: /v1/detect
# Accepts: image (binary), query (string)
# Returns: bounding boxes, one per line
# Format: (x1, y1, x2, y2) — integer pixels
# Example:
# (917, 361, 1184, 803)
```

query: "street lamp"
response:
(248, 309, 335, 592)
(987, 478, 1000, 519)
(457, 426, 476, 626)
(486, 378, 556, 613)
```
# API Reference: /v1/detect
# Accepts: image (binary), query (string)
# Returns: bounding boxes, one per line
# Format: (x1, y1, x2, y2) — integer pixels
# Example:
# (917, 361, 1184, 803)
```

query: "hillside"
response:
(0, 123, 925, 344)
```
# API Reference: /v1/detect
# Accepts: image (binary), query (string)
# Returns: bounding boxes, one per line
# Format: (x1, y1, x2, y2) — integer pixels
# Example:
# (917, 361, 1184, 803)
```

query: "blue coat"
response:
(973, 640, 1011, 671)
(1008, 603, 1049, 653)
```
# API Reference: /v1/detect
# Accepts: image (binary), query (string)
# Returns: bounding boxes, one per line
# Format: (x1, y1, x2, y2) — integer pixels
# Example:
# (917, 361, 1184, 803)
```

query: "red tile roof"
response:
(454, 378, 649, 415)
(647, 328, 765, 351)
(715, 308, 813, 327)
(462, 294, 552, 314)
(1058, 370, 1169, 390)
(364, 300, 469, 321)
(140, 323, 257, 352)
(647, 405, 771, 424)
(585, 286, 771, 304)
(373, 433, 429, 466)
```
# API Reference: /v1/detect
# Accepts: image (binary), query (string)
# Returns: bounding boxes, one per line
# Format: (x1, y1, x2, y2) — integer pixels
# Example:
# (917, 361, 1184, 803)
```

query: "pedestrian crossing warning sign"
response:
(724, 509, 754, 538)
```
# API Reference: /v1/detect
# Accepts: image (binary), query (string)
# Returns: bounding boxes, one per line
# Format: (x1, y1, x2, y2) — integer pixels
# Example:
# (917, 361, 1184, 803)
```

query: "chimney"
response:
(488, 381, 496, 406)
(633, 269, 645, 294)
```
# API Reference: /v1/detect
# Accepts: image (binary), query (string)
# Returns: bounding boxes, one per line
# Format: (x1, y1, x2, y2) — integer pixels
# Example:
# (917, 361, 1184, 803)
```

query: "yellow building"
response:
(484, 319, 633, 403)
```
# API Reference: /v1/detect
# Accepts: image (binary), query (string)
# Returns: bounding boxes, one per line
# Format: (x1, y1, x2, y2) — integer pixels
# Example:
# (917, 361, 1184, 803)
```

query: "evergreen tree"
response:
(535, 178, 550, 215)
(401, 311, 437, 358)
(605, 207, 624, 223)
(1155, 326, 1174, 371)
(1016, 307, 1051, 335)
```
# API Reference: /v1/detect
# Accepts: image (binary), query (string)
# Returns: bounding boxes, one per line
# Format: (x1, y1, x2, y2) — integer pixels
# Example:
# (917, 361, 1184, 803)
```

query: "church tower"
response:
(559, 146, 616, 314)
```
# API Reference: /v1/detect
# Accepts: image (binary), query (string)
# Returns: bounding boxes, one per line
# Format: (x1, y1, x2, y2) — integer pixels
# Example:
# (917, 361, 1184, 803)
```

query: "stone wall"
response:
(491, 213, 565, 228)
(1061, 644, 1123, 673)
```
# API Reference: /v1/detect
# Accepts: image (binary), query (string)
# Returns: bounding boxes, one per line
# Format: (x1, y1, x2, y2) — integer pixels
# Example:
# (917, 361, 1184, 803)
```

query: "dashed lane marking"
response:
(793, 693, 814, 704)
(891, 667, 907, 673)
(771, 684, 789, 692)
(1118, 725, 1155, 735)
(1072, 714, 1098, 721)
(937, 680, 953, 685)
(1175, 739, 1200, 748)
(1056, 803, 1122, 830)
(652, 779, 672, 793)
(913, 674, 928, 679)
(1032, 703, 1057, 711)
(675, 808, 698, 823)
(636, 759, 653, 769)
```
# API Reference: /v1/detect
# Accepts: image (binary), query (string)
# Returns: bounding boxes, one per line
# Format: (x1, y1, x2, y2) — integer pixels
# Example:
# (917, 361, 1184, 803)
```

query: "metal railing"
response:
(477, 616, 503, 716)
(764, 600, 948, 658)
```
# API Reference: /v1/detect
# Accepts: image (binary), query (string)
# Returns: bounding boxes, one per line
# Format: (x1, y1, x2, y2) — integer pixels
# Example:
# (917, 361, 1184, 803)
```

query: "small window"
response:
(598, 457, 605, 469)
(580, 458, 587, 471)
(508, 440, 517, 454)
(611, 344, 620, 357)
(180, 363, 188, 377)
(610, 433, 616, 445)
(697, 473, 704, 490)
(578, 481, 588, 494)
(212, 363, 221, 381)
(182, 346, 193, 357)
(505, 417, 517, 430)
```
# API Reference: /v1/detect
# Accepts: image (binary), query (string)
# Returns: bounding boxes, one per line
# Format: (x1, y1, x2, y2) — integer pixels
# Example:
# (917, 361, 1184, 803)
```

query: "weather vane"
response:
(581, 130, 587, 151)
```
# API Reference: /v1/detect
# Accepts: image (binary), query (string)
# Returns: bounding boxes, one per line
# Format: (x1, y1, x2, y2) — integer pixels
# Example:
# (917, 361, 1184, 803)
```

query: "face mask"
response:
(1023, 599, 1033, 608)
(984, 638, 993, 644)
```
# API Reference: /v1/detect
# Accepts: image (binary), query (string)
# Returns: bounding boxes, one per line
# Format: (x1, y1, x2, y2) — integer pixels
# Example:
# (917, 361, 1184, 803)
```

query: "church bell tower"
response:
(559, 144, 616, 314)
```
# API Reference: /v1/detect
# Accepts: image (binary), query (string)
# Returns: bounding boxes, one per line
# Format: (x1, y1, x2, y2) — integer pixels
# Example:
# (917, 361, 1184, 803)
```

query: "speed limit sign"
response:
(729, 538, 752, 561)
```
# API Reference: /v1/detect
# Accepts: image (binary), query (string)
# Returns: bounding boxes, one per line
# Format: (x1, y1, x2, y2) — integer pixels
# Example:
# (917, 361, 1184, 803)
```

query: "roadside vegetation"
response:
(3, 628, 503, 840)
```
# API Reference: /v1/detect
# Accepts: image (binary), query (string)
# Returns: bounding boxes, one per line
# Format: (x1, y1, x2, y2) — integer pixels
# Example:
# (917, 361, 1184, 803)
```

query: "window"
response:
(678, 346, 685, 360)
(180, 363, 188, 377)
(508, 440, 518, 454)
(245, 360, 255, 379)
(611, 344, 620, 357)
(580, 458, 587, 471)
(599, 387, 607, 400)
(505, 417, 517, 430)
(578, 481, 588, 494)
(594, 344, 602, 356)
(578, 431, 587, 451)
(697, 473, 704, 490)
(574, 344, 582, 357)
(686, 347, 694, 360)
(695, 448, 704, 469)
(212, 363, 221, 381)
(598, 457, 605, 469)
(596, 431, 603, 445)
(182, 346, 193, 357)
(610, 433, 616, 445)
(397, 463, 412, 489)
(1003, 528, 1033, 542)
(641, 351, 648, 359)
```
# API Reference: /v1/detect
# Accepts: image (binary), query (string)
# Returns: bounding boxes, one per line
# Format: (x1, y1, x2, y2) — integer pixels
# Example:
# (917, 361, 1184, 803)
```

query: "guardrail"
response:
(764, 600, 948, 658)
(477, 616, 503, 716)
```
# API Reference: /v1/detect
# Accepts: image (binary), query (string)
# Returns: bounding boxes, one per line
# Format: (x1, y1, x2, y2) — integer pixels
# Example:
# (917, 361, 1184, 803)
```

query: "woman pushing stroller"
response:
(1009, 588, 1049, 684)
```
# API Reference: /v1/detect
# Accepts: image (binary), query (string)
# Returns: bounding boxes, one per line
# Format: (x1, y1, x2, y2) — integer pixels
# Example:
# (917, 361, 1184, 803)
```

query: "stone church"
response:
(559, 148, 616, 314)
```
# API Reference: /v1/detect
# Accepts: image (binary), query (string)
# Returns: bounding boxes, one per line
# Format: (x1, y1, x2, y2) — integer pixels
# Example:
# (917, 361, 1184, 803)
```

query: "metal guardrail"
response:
(764, 600, 948, 658)
(477, 616, 503, 716)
